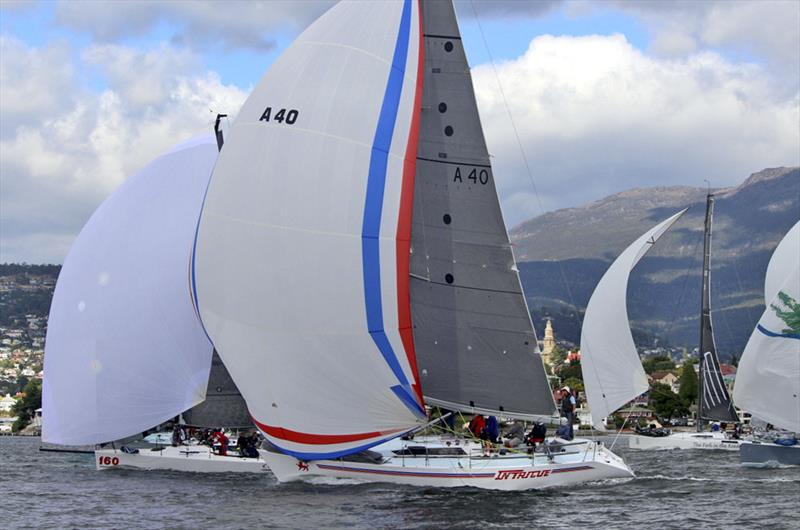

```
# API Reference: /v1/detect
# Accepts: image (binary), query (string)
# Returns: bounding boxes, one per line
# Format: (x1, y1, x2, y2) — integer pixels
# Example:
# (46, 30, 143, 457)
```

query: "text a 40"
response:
(453, 166, 489, 185)
(259, 107, 299, 125)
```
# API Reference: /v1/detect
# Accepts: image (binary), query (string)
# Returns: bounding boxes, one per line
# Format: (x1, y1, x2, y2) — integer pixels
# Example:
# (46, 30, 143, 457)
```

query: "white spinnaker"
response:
(765, 222, 799, 304)
(193, 1, 424, 458)
(42, 136, 217, 445)
(581, 210, 687, 429)
(733, 222, 800, 432)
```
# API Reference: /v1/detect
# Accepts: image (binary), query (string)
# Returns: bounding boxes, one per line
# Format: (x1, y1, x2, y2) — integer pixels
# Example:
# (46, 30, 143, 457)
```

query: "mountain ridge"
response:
(511, 166, 799, 358)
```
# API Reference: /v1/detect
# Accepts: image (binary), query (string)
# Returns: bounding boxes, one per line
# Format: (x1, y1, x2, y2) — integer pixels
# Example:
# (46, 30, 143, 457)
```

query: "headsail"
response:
(193, 1, 426, 459)
(408, 0, 556, 420)
(42, 136, 217, 445)
(733, 221, 800, 432)
(697, 194, 738, 424)
(580, 210, 687, 429)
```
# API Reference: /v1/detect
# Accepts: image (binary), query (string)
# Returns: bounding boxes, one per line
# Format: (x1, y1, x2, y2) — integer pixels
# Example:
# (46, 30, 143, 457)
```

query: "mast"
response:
(697, 193, 738, 431)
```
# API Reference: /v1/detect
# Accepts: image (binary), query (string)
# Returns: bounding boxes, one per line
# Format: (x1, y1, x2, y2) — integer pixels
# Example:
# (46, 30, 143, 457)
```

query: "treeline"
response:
(0, 264, 61, 276)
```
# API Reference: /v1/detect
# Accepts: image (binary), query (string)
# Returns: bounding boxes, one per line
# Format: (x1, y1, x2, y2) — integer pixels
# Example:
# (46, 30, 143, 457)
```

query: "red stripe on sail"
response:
(396, 0, 426, 408)
(252, 416, 404, 445)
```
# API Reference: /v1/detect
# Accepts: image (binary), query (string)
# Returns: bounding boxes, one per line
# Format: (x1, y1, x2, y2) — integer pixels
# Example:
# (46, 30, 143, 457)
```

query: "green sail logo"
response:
(758, 291, 800, 340)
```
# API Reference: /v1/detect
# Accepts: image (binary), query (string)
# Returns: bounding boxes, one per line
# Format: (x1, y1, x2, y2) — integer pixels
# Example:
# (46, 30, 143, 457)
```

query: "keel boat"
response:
(191, 0, 632, 489)
(734, 221, 800, 467)
(43, 135, 267, 473)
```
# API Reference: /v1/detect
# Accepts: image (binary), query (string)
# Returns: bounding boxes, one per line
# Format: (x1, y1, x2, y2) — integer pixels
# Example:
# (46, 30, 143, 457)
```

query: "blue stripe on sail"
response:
(392, 384, 426, 418)
(757, 324, 800, 340)
(361, 0, 416, 409)
(189, 160, 216, 347)
(268, 431, 411, 461)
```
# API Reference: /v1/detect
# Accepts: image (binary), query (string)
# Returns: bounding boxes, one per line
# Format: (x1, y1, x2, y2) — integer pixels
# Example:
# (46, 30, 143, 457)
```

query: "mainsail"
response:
(733, 221, 800, 431)
(697, 194, 738, 424)
(42, 136, 217, 446)
(409, 0, 555, 419)
(181, 350, 252, 429)
(193, 0, 427, 459)
(580, 210, 687, 429)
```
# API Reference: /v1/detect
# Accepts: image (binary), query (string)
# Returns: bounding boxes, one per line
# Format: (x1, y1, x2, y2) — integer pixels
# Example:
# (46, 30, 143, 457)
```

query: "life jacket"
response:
(468, 415, 485, 437)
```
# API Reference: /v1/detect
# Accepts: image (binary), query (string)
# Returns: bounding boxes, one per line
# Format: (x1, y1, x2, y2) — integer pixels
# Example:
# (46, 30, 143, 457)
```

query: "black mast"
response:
(214, 114, 228, 151)
(697, 192, 738, 431)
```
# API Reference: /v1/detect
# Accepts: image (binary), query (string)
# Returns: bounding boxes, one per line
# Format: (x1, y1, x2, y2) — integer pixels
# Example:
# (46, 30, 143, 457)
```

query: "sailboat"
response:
(580, 210, 687, 432)
(625, 194, 744, 450)
(192, 0, 632, 489)
(734, 221, 800, 467)
(42, 134, 267, 473)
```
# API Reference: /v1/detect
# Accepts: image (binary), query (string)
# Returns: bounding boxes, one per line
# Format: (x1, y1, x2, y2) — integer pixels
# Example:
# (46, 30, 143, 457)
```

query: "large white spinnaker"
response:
(193, 1, 426, 459)
(43, 136, 217, 446)
(581, 210, 687, 429)
(733, 222, 800, 432)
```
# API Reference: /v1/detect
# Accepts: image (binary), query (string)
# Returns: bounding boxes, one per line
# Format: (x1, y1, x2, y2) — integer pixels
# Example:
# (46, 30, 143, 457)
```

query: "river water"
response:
(3, 435, 798, 529)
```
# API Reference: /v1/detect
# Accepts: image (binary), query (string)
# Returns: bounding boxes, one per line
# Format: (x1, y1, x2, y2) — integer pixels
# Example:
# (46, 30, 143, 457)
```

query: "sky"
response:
(1, 0, 798, 264)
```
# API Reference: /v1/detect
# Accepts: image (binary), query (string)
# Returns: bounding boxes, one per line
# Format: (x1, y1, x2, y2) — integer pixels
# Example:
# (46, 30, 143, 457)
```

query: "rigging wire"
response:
(466, 0, 584, 326)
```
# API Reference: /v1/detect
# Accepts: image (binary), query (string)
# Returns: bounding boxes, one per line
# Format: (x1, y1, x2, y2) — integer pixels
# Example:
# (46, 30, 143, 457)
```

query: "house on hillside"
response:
(648, 371, 680, 394)
(0, 394, 16, 414)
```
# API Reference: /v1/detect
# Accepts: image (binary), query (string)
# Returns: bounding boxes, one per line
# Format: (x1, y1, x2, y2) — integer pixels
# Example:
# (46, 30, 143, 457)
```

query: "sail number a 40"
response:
(259, 107, 299, 125)
(453, 166, 489, 185)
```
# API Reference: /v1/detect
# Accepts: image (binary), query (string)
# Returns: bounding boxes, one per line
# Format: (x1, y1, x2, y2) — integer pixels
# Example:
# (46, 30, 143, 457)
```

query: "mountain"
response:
(510, 167, 800, 359)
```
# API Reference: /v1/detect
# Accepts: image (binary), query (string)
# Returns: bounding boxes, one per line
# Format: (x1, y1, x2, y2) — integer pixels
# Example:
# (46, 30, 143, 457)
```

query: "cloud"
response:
(0, 37, 78, 137)
(455, 0, 562, 19)
(54, 0, 336, 51)
(472, 33, 800, 227)
(612, 1, 800, 85)
(0, 37, 247, 263)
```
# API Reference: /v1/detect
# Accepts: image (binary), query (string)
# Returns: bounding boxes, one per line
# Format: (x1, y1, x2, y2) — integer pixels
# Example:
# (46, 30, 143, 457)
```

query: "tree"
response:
(561, 377, 584, 393)
(549, 346, 567, 365)
(678, 360, 698, 405)
(558, 362, 583, 382)
(642, 355, 675, 374)
(649, 382, 688, 421)
(12, 378, 42, 432)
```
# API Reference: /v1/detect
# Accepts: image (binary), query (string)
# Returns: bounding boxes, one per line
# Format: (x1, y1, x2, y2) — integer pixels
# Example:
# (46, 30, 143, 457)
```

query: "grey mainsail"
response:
(409, 0, 556, 419)
(697, 194, 738, 425)
(182, 351, 253, 429)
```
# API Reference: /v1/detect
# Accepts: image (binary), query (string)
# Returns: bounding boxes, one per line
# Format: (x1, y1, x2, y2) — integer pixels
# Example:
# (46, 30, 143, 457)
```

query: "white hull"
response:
(263, 437, 633, 491)
(95, 445, 269, 473)
(628, 431, 743, 451)
(740, 441, 800, 467)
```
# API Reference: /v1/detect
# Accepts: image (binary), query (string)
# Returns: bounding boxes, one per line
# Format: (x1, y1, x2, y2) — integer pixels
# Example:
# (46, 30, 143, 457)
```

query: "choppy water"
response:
(3, 435, 799, 529)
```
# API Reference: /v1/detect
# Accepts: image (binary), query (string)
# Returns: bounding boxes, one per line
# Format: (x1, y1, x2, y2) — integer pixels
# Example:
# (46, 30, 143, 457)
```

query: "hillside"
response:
(511, 167, 800, 359)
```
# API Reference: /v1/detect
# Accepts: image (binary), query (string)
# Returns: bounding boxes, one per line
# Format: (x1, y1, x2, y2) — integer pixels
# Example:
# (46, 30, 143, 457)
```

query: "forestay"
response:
(409, 0, 555, 420)
(733, 221, 800, 432)
(193, 1, 426, 459)
(42, 136, 217, 446)
(581, 210, 687, 429)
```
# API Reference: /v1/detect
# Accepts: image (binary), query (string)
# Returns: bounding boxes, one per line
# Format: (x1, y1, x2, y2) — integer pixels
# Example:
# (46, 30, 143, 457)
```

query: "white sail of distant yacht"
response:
(43, 136, 218, 446)
(733, 221, 800, 433)
(191, 0, 633, 489)
(580, 210, 687, 429)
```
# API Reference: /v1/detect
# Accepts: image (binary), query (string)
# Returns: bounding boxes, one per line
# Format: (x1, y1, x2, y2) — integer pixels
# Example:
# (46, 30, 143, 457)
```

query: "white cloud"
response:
(54, 0, 336, 51)
(0, 37, 78, 137)
(613, 0, 800, 86)
(472, 34, 800, 226)
(0, 38, 247, 263)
